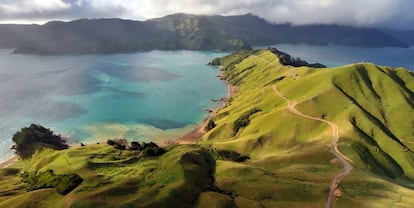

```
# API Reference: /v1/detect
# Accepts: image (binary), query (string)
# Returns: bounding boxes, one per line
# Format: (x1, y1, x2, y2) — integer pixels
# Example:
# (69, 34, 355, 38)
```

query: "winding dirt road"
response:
(272, 85, 353, 208)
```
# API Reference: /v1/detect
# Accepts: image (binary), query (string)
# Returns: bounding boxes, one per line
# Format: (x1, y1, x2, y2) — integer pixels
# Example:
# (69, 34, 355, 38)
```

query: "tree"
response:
(129, 141, 142, 150)
(12, 124, 68, 159)
(106, 138, 128, 150)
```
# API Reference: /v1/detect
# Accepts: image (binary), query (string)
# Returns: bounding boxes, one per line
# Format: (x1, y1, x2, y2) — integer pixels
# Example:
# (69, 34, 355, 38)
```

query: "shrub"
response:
(143, 146, 166, 157)
(107, 139, 166, 157)
(233, 108, 261, 135)
(141, 142, 166, 157)
(113, 143, 126, 150)
(204, 119, 216, 132)
(107, 138, 128, 150)
(20, 170, 83, 195)
(214, 149, 250, 162)
(129, 141, 142, 150)
(107, 139, 115, 146)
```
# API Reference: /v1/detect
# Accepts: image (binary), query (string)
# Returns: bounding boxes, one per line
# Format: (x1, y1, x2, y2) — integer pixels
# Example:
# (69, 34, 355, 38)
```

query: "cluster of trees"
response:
(107, 139, 166, 157)
(11, 124, 69, 159)
(20, 170, 83, 195)
(268, 47, 326, 68)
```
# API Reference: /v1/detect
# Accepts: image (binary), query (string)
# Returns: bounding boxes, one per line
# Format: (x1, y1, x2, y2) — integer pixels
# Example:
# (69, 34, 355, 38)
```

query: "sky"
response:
(0, 0, 413, 29)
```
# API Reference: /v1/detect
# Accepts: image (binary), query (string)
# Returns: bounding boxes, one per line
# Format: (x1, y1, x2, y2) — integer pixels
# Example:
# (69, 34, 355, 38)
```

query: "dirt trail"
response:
(252, 53, 353, 207)
(272, 85, 353, 208)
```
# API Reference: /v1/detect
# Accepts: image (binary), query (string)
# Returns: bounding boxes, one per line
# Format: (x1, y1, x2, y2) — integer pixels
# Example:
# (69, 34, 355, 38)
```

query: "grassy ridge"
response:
(1, 49, 413, 207)
(0, 144, 217, 208)
(202, 49, 414, 207)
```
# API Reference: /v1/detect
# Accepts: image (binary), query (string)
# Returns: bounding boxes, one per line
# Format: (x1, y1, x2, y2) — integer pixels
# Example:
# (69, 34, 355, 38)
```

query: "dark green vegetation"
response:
(11, 124, 68, 159)
(212, 149, 250, 162)
(204, 119, 217, 132)
(21, 170, 83, 195)
(233, 108, 262, 136)
(0, 13, 409, 54)
(106, 139, 166, 156)
(268, 47, 326, 68)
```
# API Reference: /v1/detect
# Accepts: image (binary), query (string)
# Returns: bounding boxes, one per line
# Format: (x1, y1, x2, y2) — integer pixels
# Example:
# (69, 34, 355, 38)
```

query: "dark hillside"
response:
(0, 13, 408, 54)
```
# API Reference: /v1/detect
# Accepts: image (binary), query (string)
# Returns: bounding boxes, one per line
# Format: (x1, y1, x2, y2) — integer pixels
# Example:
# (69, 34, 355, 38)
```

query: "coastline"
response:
(0, 155, 18, 168)
(0, 66, 234, 168)
(173, 66, 236, 145)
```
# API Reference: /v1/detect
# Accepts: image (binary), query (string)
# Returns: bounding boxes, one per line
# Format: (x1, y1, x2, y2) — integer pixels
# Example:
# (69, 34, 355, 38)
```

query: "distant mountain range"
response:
(0, 13, 412, 54)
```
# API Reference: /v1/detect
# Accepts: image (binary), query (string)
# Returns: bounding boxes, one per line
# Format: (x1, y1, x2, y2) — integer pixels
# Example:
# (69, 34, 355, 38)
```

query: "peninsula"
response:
(1, 48, 414, 207)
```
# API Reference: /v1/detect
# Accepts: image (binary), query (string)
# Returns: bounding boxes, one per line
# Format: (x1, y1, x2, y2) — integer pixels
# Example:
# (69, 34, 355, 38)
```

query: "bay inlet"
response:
(0, 50, 228, 162)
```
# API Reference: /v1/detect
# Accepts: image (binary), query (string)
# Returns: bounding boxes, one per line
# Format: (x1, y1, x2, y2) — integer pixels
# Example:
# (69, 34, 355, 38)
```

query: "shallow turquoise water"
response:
(2, 45, 414, 163)
(0, 50, 228, 162)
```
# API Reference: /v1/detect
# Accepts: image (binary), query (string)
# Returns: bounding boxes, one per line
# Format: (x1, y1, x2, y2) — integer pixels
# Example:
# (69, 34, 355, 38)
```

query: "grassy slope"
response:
(1, 50, 413, 208)
(202, 50, 414, 207)
(0, 144, 216, 208)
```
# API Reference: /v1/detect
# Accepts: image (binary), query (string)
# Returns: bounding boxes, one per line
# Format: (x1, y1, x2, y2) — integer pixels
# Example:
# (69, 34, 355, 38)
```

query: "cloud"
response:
(0, 0, 70, 17)
(0, 0, 412, 29)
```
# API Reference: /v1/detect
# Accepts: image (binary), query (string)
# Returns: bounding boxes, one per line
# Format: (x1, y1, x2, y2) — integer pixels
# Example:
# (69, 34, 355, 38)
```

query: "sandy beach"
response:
(174, 68, 236, 145)
(0, 155, 18, 168)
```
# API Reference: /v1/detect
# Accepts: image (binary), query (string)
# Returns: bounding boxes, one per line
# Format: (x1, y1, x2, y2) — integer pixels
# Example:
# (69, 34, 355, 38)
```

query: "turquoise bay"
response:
(2, 44, 414, 163)
(0, 50, 228, 162)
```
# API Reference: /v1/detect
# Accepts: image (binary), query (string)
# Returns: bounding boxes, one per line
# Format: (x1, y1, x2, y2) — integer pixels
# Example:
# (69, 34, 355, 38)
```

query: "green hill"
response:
(1, 49, 414, 207)
(0, 144, 218, 208)
(203, 49, 414, 207)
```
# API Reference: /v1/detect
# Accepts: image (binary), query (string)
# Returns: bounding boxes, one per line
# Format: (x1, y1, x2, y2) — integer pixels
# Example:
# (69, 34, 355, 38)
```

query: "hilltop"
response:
(1, 49, 414, 207)
(0, 13, 409, 54)
(204, 49, 414, 207)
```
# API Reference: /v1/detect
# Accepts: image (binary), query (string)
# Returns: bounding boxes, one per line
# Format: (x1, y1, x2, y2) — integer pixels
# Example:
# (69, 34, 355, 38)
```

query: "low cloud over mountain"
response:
(0, 0, 413, 29)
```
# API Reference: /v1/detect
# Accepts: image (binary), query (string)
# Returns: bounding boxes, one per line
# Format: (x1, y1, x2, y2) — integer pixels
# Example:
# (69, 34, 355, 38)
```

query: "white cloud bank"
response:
(0, 0, 412, 29)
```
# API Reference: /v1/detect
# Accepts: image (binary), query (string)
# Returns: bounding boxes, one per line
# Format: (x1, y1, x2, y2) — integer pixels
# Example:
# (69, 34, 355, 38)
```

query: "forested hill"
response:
(0, 13, 409, 54)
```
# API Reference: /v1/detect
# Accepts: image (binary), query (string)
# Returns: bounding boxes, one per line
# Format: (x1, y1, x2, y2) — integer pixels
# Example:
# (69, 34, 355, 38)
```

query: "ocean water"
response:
(2, 45, 414, 163)
(0, 50, 228, 162)
(258, 44, 414, 71)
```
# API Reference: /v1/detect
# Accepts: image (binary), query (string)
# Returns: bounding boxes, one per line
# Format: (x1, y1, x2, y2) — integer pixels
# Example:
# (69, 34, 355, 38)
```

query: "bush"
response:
(214, 149, 250, 162)
(233, 108, 261, 135)
(20, 170, 83, 195)
(141, 142, 166, 157)
(204, 119, 216, 132)
(107, 139, 166, 157)
(129, 141, 142, 150)
(107, 138, 128, 150)
(114, 143, 126, 150)
(12, 124, 68, 159)
(143, 146, 166, 157)
(107, 139, 115, 146)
